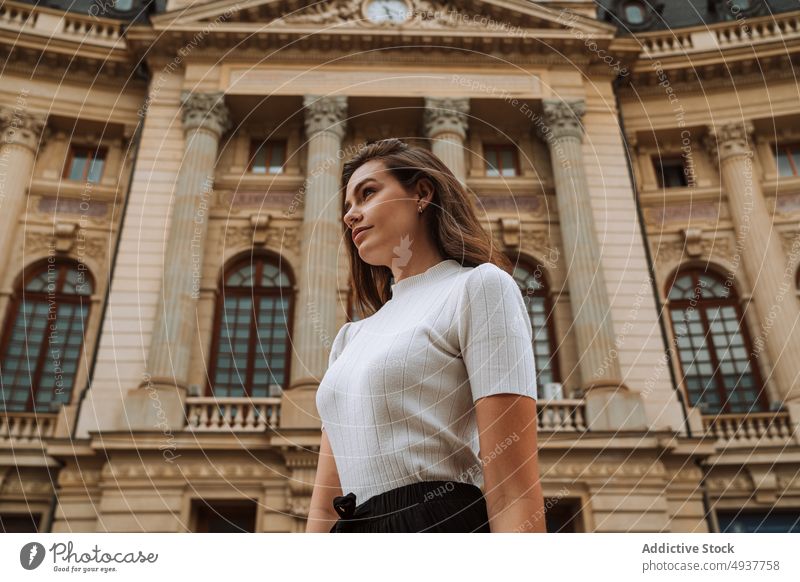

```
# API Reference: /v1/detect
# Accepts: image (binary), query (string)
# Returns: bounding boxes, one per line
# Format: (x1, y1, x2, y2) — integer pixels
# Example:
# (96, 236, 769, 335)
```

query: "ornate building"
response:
(1, 0, 799, 533)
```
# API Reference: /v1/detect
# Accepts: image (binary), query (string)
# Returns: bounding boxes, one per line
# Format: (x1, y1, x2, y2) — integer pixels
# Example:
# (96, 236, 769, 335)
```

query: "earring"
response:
(418, 205, 423, 214)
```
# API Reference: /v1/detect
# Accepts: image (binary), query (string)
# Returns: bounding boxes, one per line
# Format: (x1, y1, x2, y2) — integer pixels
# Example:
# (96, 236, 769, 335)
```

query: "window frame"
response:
(63, 145, 107, 183)
(510, 256, 561, 391)
(483, 143, 520, 178)
(653, 154, 690, 189)
(665, 268, 768, 414)
(775, 142, 800, 177)
(206, 253, 295, 398)
(0, 260, 94, 413)
(248, 139, 287, 175)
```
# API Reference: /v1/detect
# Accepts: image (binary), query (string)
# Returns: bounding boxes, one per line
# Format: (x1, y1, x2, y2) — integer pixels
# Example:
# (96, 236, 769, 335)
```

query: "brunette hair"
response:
(340, 138, 512, 318)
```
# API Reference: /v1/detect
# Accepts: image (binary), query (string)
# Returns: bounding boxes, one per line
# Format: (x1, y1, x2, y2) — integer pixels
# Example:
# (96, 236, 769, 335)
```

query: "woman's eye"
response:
(363, 188, 374, 198)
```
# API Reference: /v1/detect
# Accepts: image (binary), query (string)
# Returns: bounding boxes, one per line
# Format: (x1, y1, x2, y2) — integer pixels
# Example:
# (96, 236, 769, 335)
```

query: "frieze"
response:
(643, 203, 720, 227)
(223, 224, 301, 256)
(650, 237, 734, 265)
(36, 196, 110, 222)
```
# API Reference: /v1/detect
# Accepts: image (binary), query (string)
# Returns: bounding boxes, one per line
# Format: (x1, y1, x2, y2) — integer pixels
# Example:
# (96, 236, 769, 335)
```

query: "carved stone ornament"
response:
(423, 97, 469, 140)
(0, 106, 48, 151)
(223, 223, 301, 256)
(273, 0, 492, 29)
(704, 120, 755, 164)
(539, 99, 586, 141)
(180, 91, 232, 138)
(303, 95, 348, 140)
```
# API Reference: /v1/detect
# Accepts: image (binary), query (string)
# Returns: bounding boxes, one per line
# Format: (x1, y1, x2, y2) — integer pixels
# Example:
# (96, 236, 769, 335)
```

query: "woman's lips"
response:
(353, 227, 372, 243)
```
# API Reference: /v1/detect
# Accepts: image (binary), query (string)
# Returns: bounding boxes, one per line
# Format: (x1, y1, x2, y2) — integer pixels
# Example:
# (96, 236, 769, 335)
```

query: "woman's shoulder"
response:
(461, 261, 517, 293)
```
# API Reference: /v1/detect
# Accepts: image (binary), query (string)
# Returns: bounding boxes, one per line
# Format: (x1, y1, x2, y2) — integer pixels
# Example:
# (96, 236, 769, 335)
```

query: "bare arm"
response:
(305, 429, 344, 533)
(475, 393, 546, 533)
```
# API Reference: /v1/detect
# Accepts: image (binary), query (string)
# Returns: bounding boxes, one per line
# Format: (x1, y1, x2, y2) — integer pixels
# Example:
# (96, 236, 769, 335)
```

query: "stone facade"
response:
(1, 0, 799, 533)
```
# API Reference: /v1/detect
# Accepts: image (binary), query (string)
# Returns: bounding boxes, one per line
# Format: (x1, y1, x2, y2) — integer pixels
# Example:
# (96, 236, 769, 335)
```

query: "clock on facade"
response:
(364, 0, 411, 24)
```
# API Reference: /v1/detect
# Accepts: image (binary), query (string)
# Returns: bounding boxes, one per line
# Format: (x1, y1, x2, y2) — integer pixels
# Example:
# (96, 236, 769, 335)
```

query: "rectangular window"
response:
(191, 499, 257, 532)
(484, 144, 519, 177)
(653, 155, 688, 188)
(64, 146, 106, 183)
(775, 143, 800, 177)
(250, 140, 286, 174)
(0, 513, 41, 533)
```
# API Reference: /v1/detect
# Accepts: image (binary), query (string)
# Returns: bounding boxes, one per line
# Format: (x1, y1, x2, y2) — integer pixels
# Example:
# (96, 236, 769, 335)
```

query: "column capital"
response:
(303, 95, 347, 141)
(539, 99, 586, 141)
(704, 120, 755, 163)
(423, 97, 469, 141)
(180, 91, 231, 138)
(0, 106, 48, 151)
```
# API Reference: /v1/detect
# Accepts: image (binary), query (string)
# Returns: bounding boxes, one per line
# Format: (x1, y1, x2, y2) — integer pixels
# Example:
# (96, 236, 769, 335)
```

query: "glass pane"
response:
(86, 156, 105, 183)
(485, 149, 500, 177)
(68, 150, 88, 180)
(251, 143, 268, 174)
(269, 143, 285, 174)
(624, 2, 645, 24)
(500, 149, 517, 177)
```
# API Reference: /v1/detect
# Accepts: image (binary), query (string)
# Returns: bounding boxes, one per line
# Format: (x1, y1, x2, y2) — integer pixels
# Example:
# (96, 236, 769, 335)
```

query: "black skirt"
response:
(329, 480, 491, 533)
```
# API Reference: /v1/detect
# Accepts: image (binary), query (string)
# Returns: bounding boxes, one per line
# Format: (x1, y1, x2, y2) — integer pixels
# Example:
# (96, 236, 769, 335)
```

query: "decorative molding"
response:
(223, 223, 301, 256)
(779, 230, 800, 258)
(273, 0, 509, 29)
(643, 203, 720, 227)
(0, 106, 48, 151)
(651, 236, 734, 265)
(180, 91, 231, 138)
(543, 462, 668, 479)
(539, 99, 586, 141)
(303, 95, 347, 140)
(423, 97, 470, 141)
(36, 196, 110, 224)
(704, 120, 755, 164)
(24, 228, 109, 261)
(775, 193, 800, 215)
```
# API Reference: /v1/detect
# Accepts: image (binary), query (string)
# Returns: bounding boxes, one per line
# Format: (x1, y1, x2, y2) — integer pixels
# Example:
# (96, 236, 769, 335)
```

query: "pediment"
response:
(154, 0, 614, 37)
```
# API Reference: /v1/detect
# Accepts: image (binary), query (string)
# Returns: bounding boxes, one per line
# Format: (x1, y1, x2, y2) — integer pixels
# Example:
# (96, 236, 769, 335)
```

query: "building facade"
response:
(0, 0, 798, 533)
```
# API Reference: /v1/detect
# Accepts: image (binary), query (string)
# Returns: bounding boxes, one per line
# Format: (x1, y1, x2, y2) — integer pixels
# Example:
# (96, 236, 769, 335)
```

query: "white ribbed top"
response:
(316, 259, 538, 502)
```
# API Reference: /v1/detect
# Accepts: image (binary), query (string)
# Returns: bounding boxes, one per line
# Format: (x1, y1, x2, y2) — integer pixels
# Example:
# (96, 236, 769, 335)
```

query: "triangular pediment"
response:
(153, 0, 614, 37)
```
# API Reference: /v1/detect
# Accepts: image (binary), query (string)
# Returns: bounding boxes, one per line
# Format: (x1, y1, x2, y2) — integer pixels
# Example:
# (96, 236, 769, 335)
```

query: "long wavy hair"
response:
(340, 138, 512, 318)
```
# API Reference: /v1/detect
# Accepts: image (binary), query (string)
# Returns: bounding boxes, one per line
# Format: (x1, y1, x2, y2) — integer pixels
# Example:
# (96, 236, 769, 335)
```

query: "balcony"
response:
(0, 412, 58, 444)
(638, 12, 800, 59)
(702, 412, 797, 448)
(183, 396, 590, 433)
(185, 397, 281, 432)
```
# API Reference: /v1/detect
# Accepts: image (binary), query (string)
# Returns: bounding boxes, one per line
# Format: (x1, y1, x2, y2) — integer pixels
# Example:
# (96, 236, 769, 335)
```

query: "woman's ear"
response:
(416, 177, 435, 205)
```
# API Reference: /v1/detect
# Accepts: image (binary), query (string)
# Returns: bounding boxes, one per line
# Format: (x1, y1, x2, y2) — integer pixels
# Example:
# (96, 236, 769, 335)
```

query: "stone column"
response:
(539, 98, 646, 430)
(0, 106, 47, 264)
(705, 121, 800, 409)
(424, 97, 469, 184)
(282, 95, 347, 428)
(126, 91, 230, 430)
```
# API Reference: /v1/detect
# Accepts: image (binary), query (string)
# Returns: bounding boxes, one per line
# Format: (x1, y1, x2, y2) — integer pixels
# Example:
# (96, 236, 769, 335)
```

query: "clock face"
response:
(365, 0, 410, 24)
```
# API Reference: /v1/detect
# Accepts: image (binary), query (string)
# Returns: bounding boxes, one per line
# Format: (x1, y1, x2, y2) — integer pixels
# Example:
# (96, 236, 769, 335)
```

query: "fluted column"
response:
(424, 97, 469, 184)
(128, 92, 230, 431)
(539, 99, 622, 389)
(706, 121, 800, 406)
(539, 99, 646, 430)
(0, 106, 47, 263)
(283, 95, 347, 428)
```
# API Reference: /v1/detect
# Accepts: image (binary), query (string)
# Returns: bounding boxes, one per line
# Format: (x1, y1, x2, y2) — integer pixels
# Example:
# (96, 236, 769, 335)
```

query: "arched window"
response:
(667, 269, 767, 414)
(0, 261, 93, 412)
(207, 255, 294, 398)
(511, 260, 560, 391)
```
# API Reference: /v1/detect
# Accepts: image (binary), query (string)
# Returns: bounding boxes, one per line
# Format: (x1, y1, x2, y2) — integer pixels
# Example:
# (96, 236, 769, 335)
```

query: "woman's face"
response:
(343, 159, 426, 267)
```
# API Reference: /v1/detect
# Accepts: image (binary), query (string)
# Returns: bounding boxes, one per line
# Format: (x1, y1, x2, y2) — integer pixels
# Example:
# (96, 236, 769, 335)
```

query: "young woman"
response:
(306, 138, 546, 533)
